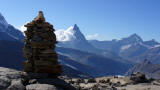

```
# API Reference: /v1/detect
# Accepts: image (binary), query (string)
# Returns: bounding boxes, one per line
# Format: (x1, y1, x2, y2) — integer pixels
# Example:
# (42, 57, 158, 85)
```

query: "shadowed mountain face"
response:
(126, 59, 160, 79)
(56, 47, 133, 76)
(0, 13, 25, 69)
(58, 54, 98, 78)
(0, 13, 24, 41)
(0, 41, 24, 69)
(133, 46, 160, 64)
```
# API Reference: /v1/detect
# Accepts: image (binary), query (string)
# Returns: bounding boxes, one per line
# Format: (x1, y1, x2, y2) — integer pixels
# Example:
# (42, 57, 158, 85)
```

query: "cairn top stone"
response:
(34, 11, 45, 22)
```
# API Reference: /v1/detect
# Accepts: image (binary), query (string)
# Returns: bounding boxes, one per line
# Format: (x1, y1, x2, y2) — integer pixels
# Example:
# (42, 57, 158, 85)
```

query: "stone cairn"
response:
(23, 11, 62, 76)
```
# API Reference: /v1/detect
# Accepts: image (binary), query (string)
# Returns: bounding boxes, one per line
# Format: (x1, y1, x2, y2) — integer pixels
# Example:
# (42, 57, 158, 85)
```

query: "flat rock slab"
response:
(26, 84, 61, 90)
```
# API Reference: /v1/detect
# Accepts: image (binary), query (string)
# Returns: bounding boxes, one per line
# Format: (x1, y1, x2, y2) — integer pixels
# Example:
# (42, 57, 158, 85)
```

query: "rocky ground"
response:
(59, 72, 160, 90)
(0, 67, 160, 90)
(66, 75, 160, 90)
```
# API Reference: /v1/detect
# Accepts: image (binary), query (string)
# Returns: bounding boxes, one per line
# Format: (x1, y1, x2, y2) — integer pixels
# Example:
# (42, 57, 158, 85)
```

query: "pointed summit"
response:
(143, 59, 151, 65)
(73, 24, 79, 30)
(130, 33, 139, 38)
(128, 33, 143, 42)
(55, 24, 86, 42)
(0, 13, 8, 28)
(66, 24, 81, 32)
(34, 11, 45, 21)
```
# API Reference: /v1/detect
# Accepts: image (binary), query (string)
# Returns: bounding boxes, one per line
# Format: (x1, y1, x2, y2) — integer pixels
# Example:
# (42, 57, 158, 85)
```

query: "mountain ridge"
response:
(126, 59, 160, 79)
(89, 33, 160, 63)
(0, 13, 24, 41)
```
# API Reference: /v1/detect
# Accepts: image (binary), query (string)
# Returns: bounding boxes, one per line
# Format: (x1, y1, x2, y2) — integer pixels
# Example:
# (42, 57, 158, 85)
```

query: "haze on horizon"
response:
(0, 0, 160, 41)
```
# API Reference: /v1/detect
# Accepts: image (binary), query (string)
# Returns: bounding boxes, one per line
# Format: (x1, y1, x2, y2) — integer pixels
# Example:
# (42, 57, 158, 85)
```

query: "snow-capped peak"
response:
(120, 33, 143, 45)
(65, 24, 81, 35)
(0, 13, 8, 29)
(129, 33, 142, 42)
(55, 24, 86, 42)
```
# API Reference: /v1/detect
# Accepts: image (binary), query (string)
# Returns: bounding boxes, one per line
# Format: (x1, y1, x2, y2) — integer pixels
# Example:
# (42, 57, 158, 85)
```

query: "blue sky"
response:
(0, 0, 160, 41)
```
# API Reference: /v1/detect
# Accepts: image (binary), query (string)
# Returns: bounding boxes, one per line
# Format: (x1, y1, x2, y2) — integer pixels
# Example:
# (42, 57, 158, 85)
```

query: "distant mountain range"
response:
(55, 24, 133, 76)
(55, 23, 160, 65)
(89, 34, 160, 63)
(0, 12, 160, 78)
(54, 24, 160, 78)
(55, 24, 131, 63)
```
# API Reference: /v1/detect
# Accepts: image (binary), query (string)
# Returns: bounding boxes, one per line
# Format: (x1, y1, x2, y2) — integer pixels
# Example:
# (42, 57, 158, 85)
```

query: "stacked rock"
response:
(23, 11, 62, 75)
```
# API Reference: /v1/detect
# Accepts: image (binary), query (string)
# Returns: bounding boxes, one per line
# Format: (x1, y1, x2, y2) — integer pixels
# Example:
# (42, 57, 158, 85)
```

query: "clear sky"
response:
(0, 0, 160, 41)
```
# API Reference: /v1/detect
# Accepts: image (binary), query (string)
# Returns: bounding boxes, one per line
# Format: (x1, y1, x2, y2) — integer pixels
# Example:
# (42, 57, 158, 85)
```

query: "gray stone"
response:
(0, 67, 22, 90)
(26, 84, 61, 90)
(0, 76, 11, 89)
(87, 78, 96, 83)
(7, 80, 25, 90)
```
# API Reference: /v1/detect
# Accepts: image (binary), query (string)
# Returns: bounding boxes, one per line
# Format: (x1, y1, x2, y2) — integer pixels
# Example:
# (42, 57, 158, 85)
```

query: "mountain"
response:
(133, 44, 160, 63)
(58, 54, 98, 78)
(0, 13, 24, 41)
(55, 24, 101, 53)
(126, 59, 160, 79)
(55, 24, 129, 63)
(0, 40, 24, 69)
(56, 47, 133, 76)
(144, 39, 159, 47)
(89, 34, 159, 62)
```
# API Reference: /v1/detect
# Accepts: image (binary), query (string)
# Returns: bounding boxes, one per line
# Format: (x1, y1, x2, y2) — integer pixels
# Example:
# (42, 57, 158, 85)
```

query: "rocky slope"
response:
(0, 67, 160, 90)
(133, 45, 160, 63)
(0, 67, 76, 90)
(126, 59, 160, 79)
(56, 47, 132, 77)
